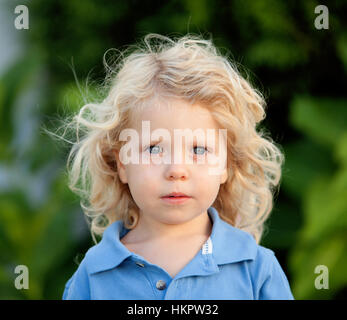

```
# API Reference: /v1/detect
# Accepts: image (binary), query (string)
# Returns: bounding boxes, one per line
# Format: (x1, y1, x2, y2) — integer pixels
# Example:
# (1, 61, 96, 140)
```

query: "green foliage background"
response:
(0, 0, 346, 299)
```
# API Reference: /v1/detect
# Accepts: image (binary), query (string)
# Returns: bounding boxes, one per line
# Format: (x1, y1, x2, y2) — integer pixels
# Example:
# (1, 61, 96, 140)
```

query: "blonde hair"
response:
(50, 33, 285, 244)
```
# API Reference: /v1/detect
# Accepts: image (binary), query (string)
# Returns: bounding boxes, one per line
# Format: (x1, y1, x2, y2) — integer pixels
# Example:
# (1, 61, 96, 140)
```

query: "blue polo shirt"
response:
(62, 206, 294, 300)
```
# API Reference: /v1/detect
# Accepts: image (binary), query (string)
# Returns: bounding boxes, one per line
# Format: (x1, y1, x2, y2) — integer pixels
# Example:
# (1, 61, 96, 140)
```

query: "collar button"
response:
(135, 261, 145, 267)
(156, 280, 166, 290)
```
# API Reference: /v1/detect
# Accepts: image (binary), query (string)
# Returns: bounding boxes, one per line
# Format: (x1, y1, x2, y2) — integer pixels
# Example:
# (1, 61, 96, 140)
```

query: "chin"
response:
(159, 215, 195, 225)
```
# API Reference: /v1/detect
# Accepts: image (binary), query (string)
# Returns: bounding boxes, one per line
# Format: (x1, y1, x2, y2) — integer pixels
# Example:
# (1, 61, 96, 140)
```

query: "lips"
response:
(161, 192, 191, 198)
(160, 192, 191, 205)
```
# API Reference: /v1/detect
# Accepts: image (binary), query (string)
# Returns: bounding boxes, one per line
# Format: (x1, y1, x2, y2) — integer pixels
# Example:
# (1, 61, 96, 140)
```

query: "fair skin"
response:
(115, 98, 228, 278)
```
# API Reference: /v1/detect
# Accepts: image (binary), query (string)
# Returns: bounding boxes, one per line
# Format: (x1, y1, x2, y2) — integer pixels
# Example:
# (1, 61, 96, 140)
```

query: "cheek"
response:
(194, 172, 222, 196)
(126, 165, 160, 198)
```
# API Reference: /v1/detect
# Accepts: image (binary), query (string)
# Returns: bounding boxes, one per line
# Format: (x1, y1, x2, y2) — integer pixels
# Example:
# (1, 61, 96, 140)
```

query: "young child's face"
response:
(115, 98, 228, 226)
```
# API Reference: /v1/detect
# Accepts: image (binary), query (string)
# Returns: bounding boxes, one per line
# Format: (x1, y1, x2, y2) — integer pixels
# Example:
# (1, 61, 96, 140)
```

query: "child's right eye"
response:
(146, 145, 163, 154)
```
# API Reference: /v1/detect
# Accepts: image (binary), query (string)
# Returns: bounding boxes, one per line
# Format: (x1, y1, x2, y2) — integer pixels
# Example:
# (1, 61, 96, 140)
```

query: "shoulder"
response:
(254, 245, 276, 264)
(62, 253, 91, 300)
(248, 245, 294, 300)
(62, 223, 132, 300)
(62, 242, 106, 300)
(248, 244, 276, 279)
(211, 218, 293, 299)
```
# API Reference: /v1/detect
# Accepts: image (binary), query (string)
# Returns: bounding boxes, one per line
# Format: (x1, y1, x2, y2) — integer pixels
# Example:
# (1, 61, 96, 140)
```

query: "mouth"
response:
(161, 192, 191, 198)
(160, 192, 191, 205)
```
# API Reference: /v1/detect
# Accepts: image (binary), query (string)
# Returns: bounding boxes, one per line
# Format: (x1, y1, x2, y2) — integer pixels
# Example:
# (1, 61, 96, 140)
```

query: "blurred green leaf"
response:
(261, 199, 302, 249)
(289, 230, 347, 299)
(336, 32, 347, 72)
(334, 131, 347, 165)
(302, 172, 347, 243)
(290, 96, 347, 148)
(281, 138, 334, 200)
(246, 38, 307, 68)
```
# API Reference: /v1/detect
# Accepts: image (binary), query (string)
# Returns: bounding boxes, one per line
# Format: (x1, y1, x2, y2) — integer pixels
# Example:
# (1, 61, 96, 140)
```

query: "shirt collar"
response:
(86, 206, 257, 275)
(208, 206, 258, 264)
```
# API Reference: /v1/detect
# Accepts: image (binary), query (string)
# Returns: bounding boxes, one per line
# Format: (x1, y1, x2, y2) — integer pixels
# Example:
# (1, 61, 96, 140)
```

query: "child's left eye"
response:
(193, 146, 209, 155)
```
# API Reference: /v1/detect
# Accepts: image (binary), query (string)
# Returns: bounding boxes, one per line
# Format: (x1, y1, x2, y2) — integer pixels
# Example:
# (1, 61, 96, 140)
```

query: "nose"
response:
(164, 142, 190, 180)
(165, 163, 189, 181)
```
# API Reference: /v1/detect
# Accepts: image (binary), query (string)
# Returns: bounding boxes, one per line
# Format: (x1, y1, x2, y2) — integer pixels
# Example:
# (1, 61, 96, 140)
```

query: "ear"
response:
(115, 150, 128, 184)
(220, 167, 228, 184)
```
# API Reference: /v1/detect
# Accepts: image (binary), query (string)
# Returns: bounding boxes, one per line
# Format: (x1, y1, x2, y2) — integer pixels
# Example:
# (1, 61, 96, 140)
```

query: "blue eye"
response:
(147, 145, 163, 154)
(193, 146, 208, 155)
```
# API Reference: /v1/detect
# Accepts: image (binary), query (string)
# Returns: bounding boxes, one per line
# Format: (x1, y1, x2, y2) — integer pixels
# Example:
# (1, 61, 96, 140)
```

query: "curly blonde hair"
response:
(51, 33, 284, 245)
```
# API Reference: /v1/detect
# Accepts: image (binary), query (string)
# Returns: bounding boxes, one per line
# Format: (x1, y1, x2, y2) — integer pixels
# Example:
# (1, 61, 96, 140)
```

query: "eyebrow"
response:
(148, 138, 163, 145)
(140, 138, 163, 148)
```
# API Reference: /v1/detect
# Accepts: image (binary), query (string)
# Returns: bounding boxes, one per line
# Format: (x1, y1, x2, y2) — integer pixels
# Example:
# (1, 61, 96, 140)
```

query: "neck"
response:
(126, 210, 212, 243)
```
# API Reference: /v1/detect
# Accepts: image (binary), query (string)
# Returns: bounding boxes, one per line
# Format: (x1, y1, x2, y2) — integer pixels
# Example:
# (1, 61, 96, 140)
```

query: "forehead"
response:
(131, 98, 220, 131)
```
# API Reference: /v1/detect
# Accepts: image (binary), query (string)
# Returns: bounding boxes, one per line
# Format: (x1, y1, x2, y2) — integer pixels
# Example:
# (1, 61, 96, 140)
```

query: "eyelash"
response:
(146, 145, 209, 155)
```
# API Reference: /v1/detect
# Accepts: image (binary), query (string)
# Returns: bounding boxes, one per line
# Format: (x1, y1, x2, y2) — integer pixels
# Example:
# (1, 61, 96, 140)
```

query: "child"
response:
(61, 33, 294, 299)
